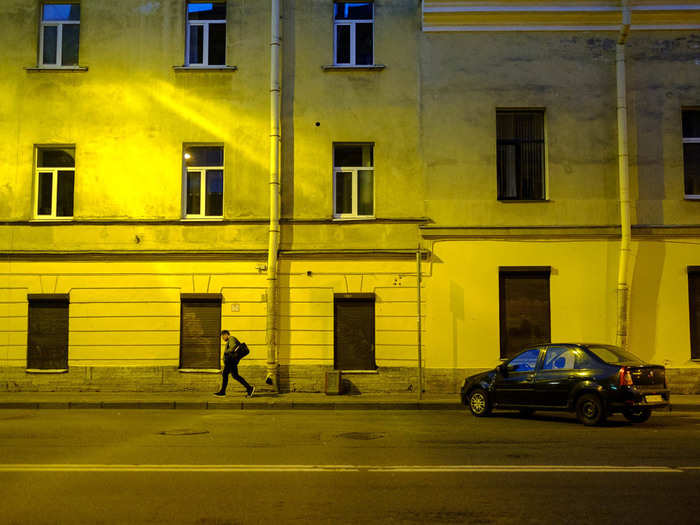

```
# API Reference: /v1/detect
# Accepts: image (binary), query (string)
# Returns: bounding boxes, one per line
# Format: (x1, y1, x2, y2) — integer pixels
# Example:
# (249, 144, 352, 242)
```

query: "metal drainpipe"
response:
(266, 0, 281, 391)
(616, 1, 632, 350)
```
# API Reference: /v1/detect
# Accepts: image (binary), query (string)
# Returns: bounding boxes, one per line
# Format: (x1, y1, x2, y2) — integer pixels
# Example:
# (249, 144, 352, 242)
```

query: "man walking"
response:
(215, 330, 255, 397)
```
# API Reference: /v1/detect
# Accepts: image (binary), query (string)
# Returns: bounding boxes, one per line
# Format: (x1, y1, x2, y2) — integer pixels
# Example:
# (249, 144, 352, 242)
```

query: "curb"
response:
(0, 400, 465, 411)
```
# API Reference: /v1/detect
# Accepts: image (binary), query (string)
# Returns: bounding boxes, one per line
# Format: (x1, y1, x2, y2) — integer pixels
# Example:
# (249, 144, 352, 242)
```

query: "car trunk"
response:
(628, 365, 665, 387)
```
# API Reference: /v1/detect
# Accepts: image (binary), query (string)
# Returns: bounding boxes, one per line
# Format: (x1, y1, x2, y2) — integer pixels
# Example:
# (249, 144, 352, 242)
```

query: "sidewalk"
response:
(0, 392, 699, 411)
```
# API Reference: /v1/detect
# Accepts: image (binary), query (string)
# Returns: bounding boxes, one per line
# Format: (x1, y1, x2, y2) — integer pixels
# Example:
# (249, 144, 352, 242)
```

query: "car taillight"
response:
(619, 367, 633, 386)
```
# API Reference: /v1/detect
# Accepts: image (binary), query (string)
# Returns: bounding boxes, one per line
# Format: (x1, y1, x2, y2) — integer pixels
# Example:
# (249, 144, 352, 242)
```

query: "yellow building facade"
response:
(1, 1, 699, 393)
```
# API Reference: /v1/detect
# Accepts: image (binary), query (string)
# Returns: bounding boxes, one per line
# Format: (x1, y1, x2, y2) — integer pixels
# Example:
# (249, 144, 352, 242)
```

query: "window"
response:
(27, 294, 70, 370)
(183, 145, 224, 218)
(333, 143, 374, 218)
(180, 294, 222, 369)
(334, 294, 376, 370)
(507, 348, 541, 373)
(541, 346, 576, 370)
(40, 4, 80, 67)
(690, 270, 700, 359)
(334, 2, 373, 66)
(186, 2, 226, 66)
(497, 110, 546, 200)
(499, 268, 551, 359)
(35, 147, 75, 218)
(683, 110, 700, 197)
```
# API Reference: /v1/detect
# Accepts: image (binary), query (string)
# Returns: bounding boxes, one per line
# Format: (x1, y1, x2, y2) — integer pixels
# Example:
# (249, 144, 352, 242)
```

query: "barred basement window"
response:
(40, 4, 80, 67)
(683, 109, 700, 198)
(333, 143, 374, 219)
(35, 146, 75, 219)
(183, 145, 224, 218)
(334, 2, 373, 66)
(180, 295, 222, 370)
(690, 269, 700, 360)
(27, 295, 70, 370)
(186, 2, 227, 67)
(499, 268, 551, 359)
(497, 110, 546, 201)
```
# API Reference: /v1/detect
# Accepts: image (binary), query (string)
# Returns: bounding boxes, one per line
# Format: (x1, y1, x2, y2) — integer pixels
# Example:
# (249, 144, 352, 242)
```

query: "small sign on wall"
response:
(231, 303, 240, 312)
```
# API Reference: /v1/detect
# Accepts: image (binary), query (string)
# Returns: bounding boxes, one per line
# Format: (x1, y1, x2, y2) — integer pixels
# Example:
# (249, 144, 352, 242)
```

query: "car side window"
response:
(542, 346, 576, 370)
(574, 350, 598, 370)
(508, 348, 540, 372)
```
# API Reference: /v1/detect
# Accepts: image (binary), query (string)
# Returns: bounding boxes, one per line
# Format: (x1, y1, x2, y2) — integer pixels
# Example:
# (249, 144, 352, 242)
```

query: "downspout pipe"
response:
(616, 1, 632, 350)
(266, 0, 281, 391)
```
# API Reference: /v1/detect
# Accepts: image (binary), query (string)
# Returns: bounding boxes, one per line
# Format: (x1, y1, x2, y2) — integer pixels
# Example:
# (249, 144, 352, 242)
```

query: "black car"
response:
(460, 343, 670, 425)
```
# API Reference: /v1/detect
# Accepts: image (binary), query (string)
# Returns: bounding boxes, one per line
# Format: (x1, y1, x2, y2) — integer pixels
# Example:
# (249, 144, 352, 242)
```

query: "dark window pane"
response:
(684, 143, 700, 195)
(208, 23, 226, 65)
(185, 146, 223, 166)
(56, 171, 74, 217)
(335, 172, 353, 214)
(358, 170, 373, 215)
(334, 2, 373, 20)
(497, 111, 545, 200)
(38, 148, 75, 168)
(38, 172, 53, 215)
(355, 23, 373, 65)
(43, 4, 80, 21)
(187, 172, 201, 215)
(188, 2, 226, 20)
(42, 26, 57, 64)
(205, 170, 223, 216)
(336, 25, 350, 64)
(334, 144, 373, 167)
(189, 25, 204, 64)
(61, 24, 79, 66)
(683, 110, 700, 138)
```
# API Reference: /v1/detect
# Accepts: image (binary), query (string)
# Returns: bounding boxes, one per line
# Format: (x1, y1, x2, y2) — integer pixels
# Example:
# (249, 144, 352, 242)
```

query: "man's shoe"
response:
(247, 386, 255, 398)
(214, 391, 226, 396)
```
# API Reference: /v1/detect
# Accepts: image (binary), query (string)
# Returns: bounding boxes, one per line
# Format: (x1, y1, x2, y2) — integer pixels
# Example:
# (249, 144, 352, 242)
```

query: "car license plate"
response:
(645, 395, 663, 403)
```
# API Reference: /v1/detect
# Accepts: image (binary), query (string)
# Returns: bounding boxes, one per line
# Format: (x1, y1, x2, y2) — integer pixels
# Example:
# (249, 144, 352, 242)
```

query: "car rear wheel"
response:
(576, 394, 607, 426)
(623, 407, 652, 423)
(468, 389, 492, 417)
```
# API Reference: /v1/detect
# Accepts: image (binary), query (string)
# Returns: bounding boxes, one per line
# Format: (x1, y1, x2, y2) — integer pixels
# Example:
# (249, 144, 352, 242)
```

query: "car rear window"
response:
(586, 345, 644, 365)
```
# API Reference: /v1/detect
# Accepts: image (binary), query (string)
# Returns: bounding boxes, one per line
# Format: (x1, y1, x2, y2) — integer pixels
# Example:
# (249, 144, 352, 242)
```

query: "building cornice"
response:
(422, 1, 700, 32)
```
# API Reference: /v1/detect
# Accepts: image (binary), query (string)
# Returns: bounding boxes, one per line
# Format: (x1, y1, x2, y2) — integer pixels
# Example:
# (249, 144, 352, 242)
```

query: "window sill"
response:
(498, 199, 550, 203)
(178, 368, 222, 374)
(332, 216, 376, 222)
(25, 66, 88, 72)
(322, 64, 386, 72)
(26, 369, 69, 374)
(173, 65, 238, 72)
(31, 217, 74, 222)
(684, 195, 700, 200)
(181, 217, 225, 222)
(339, 369, 379, 374)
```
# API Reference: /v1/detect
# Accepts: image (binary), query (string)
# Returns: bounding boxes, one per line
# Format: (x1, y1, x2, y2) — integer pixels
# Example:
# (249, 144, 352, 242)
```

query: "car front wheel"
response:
(468, 388, 492, 417)
(576, 393, 607, 426)
(623, 407, 652, 423)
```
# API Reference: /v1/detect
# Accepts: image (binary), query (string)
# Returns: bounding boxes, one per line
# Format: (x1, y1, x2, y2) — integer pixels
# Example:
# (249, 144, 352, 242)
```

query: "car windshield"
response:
(586, 345, 644, 364)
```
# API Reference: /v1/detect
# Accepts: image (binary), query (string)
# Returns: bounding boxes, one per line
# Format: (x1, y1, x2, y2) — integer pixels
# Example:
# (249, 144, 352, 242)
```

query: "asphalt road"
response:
(1, 408, 699, 524)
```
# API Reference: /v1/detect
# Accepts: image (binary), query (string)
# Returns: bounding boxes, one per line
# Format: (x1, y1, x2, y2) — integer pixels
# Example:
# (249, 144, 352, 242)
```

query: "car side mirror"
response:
(497, 363, 508, 377)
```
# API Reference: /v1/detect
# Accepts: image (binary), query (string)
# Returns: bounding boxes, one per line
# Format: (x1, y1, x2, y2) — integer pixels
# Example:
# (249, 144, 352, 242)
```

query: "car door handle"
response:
(568, 375, 577, 380)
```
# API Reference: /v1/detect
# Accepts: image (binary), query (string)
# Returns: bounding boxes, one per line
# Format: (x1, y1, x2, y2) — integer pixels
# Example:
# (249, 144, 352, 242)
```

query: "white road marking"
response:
(0, 464, 691, 473)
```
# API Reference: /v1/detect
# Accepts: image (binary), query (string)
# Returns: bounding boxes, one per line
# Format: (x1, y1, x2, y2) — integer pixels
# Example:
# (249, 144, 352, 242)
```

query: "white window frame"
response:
(333, 147, 375, 219)
(183, 147, 224, 219)
(684, 110, 700, 199)
(34, 148, 75, 220)
(333, 5, 374, 66)
(39, 5, 80, 68)
(185, 3, 227, 67)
